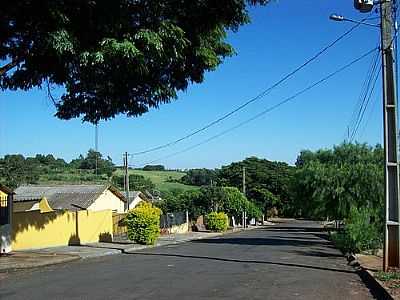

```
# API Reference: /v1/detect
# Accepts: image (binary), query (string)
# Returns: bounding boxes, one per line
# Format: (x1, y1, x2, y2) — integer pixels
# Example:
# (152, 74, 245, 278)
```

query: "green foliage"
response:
(142, 165, 165, 171)
(292, 143, 384, 221)
(0, 150, 115, 188)
(125, 202, 162, 245)
(245, 200, 263, 219)
(206, 212, 228, 232)
(112, 174, 155, 193)
(375, 271, 400, 282)
(331, 206, 383, 253)
(180, 169, 218, 186)
(222, 187, 247, 220)
(72, 149, 115, 177)
(2, 0, 269, 123)
(218, 157, 294, 215)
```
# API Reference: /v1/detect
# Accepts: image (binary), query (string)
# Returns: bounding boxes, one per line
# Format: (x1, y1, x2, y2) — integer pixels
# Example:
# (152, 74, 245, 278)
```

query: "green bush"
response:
(332, 206, 382, 253)
(206, 212, 228, 232)
(125, 202, 162, 245)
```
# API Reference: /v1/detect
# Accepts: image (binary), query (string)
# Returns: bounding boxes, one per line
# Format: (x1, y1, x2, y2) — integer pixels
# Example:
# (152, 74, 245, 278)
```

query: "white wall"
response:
(88, 189, 125, 213)
(128, 195, 144, 211)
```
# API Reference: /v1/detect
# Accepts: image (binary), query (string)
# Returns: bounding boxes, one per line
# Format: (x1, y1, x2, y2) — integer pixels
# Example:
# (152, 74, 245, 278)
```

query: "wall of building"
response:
(87, 189, 124, 213)
(128, 196, 144, 210)
(0, 190, 12, 253)
(12, 209, 113, 250)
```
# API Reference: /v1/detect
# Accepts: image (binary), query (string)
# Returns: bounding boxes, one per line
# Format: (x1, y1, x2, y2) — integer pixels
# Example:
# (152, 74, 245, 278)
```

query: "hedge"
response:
(125, 202, 162, 245)
(206, 212, 228, 232)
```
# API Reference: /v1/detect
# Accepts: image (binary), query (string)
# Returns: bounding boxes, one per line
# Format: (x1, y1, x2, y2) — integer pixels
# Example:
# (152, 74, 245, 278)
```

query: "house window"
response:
(0, 195, 9, 225)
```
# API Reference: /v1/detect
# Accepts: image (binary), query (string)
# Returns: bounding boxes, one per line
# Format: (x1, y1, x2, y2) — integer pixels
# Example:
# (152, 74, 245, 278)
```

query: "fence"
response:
(112, 213, 128, 236)
(12, 209, 113, 250)
(112, 211, 190, 237)
(160, 211, 189, 234)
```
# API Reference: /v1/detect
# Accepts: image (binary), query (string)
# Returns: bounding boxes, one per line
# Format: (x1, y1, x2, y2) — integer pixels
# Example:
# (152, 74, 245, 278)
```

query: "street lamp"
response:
(329, 13, 379, 27)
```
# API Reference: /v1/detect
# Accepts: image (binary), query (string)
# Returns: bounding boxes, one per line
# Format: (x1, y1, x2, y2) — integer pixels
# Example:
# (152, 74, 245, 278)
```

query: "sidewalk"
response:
(0, 226, 262, 272)
(0, 251, 79, 272)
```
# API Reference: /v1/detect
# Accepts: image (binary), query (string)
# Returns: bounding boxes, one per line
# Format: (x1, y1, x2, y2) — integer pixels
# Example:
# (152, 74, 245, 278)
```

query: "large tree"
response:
(2, 0, 268, 123)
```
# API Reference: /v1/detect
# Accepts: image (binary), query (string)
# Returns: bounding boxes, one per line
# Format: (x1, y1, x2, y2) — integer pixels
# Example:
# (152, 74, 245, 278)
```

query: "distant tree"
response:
(2, 0, 269, 123)
(74, 149, 115, 177)
(222, 187, 247, 220)
(142, 165, 165, 171)
(218, 157, 294, 215)
(0, 154, 39, 188)
(180, 168, 218, 186)
(112, 174, 155, 193)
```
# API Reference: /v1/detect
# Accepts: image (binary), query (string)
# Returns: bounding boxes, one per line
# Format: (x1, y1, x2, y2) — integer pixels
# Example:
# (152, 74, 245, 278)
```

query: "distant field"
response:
(114, 169, 198, 192)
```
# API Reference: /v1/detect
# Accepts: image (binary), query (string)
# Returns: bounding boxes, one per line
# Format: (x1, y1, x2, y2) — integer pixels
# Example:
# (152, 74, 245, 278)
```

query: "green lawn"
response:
(114, 169, 198, 192)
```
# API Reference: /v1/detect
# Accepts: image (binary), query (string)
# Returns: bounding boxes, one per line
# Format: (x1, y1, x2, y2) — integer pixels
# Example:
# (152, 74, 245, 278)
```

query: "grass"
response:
(376, 271, 400, 282)
(36, 168, 197, 193)
(114, 169, 198, 192)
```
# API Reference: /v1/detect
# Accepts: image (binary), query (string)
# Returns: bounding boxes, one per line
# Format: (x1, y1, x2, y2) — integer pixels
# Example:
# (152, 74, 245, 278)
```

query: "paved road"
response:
(1, 220, 375, 299)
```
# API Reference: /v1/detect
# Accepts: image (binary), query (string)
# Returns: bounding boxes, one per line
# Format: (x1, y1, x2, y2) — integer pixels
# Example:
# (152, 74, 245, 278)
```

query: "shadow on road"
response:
(192, 236, 330, 247)
(124, 251, 356, 275)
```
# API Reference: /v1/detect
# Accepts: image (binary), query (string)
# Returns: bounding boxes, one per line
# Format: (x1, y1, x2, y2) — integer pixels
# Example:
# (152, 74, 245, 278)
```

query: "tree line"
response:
(0, 149, 115, 188)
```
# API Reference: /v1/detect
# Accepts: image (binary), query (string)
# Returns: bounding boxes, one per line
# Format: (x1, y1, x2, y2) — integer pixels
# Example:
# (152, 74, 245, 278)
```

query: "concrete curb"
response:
(356, 267, 394, 300)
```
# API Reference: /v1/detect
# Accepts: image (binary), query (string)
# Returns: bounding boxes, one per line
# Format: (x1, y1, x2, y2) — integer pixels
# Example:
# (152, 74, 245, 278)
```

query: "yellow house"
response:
(14, 184, 127, 213)
(0, 184, 14, 253)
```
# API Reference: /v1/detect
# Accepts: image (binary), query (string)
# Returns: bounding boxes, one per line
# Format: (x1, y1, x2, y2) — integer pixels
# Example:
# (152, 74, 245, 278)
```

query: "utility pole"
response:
(124, 152, 130, 211)
(95, 123, 98, 177)
(242, 166, 246, 228)
(379, 0, 400, 271)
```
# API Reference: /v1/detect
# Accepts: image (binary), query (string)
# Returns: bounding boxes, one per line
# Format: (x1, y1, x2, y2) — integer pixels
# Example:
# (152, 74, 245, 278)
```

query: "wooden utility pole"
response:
(379, 0, 400, 271)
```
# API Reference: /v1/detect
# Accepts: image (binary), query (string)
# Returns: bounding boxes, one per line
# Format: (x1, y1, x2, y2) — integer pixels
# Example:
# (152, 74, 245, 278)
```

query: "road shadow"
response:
(290, 249, 343, 258)
(124, 251, 356, 275)
(192, 236, 330, 248)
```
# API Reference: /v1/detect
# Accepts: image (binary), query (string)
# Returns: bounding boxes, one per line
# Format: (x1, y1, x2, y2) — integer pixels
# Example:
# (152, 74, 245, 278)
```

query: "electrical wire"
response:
(345, 47, 381, 141)
(136, 47, 379, 167)
(350, 65, 382, 141)
(131, 17, 370, 156)
(347, 48, 381, 141)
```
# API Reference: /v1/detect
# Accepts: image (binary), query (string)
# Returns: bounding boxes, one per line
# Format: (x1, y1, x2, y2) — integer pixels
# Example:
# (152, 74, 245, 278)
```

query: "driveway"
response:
(0, 220, 375, 299)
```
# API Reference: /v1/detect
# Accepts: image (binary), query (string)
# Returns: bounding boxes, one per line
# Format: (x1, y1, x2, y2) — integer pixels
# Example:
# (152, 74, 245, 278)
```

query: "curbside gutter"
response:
(356, 268, 394, 300)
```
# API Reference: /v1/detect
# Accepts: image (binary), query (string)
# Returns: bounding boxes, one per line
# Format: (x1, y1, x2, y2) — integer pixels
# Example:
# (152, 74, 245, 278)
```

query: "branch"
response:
(0, 58, 22, 76)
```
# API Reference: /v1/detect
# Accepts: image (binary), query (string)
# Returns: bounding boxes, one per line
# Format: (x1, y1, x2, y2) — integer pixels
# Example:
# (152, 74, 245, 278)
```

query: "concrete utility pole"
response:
(337, 0, 399, 271)
(378, 0, 400, 271)
(124, 152, 130, 211)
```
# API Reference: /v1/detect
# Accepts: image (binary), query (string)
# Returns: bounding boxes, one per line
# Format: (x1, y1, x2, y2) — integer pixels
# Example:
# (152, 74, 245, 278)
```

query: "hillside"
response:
(114, 169, 198, 192)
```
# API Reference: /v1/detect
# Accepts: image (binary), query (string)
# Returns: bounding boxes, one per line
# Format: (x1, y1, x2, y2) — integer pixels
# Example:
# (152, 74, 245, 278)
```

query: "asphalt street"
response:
(0, 220, 375, 300)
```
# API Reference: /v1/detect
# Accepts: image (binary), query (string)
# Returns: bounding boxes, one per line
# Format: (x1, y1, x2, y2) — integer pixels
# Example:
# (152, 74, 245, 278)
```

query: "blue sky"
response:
(1, 1, 384, 169)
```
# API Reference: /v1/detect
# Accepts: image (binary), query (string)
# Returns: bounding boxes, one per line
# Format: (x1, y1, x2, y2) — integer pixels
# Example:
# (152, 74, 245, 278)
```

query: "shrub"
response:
(125, 202, 162, 245)
(206, 212, 228, 232)
(331, 206, 382, 254)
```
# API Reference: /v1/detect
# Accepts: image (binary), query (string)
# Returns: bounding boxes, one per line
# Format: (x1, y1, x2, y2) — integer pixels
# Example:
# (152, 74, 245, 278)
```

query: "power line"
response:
(346, 48, 381, 140)
(350, 65, 382, 141)
(345, 47, 381, 140)
(359, 95, 380, 139)
(136, 47, 378, 167)
(131, 18, 370, 156)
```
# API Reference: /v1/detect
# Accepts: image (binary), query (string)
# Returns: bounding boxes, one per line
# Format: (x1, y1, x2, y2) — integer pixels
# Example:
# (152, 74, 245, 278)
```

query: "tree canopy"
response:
(2, 0, 268, 123)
